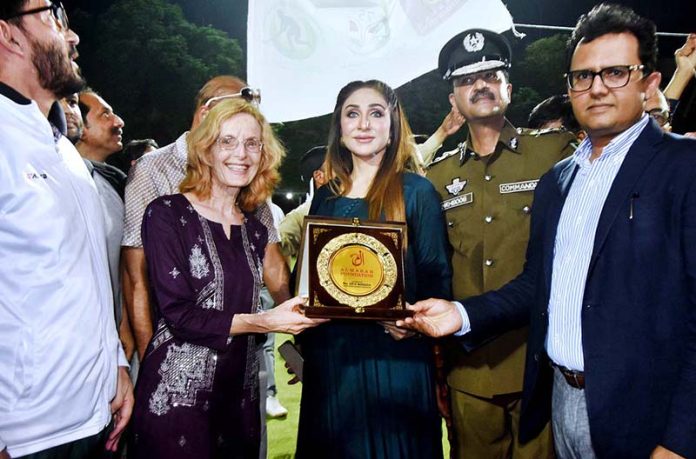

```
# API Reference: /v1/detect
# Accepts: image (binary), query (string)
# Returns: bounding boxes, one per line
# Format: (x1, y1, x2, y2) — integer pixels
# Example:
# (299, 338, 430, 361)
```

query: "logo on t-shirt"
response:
(26, 172, 48, 180)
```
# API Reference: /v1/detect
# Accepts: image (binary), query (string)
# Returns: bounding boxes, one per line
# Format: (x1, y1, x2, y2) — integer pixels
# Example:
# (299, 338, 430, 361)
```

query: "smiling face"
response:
(567, 32, 660, 144)
(449, 69, 511, 122)
(210, 113, 263, 193)
(339, 87, 391, 161)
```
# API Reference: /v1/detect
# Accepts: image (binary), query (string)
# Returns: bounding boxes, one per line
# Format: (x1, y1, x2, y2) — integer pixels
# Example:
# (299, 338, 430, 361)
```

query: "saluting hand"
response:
(440, 106, 466, 137)
(674, 33, 696, 73)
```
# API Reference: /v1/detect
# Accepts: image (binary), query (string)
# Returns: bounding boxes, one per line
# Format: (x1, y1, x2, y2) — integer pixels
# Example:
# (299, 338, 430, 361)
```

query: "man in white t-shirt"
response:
(0, 1, 133, 457)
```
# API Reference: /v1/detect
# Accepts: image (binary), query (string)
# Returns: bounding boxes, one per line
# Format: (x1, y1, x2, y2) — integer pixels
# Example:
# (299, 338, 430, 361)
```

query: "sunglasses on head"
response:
(204, 87, 261, 109)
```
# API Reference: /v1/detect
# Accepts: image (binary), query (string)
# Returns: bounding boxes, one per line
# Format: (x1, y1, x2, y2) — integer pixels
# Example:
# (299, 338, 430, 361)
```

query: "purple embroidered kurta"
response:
(130, 194, 269, 459)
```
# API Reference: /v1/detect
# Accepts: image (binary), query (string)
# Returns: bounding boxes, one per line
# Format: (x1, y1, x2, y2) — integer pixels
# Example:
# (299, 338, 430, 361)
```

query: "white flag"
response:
(247, 0, 513, 123)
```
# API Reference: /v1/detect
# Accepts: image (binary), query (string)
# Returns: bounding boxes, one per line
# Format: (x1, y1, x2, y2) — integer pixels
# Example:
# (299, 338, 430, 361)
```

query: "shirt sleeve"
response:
(122, 161, 160, 248)
(279, 202, 308, 258)
(453, 301, 472, 336)
(117, 344, 129, 368)
(142, 200, 235, 351)
(254, 201, 280, 244)
(417, 135, 444, 166)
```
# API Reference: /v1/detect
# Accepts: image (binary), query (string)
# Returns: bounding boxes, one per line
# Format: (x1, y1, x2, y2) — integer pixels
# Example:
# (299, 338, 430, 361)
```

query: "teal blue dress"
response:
(296, 173, 452, 459)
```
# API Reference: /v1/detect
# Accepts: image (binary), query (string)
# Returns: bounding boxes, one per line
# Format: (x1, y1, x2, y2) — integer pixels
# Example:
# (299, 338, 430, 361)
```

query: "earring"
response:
(387, 138, 392, 146)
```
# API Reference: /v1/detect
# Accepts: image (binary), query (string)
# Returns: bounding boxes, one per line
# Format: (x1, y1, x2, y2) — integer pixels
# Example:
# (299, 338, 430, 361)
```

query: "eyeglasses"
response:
(647, 108, 671, 127)
(216, 136, 263, 154)
(4, 1, 69, 31)
(453, 71, 502, 87)
(565, 65, 644, 92)
(204, 87, 262, 109)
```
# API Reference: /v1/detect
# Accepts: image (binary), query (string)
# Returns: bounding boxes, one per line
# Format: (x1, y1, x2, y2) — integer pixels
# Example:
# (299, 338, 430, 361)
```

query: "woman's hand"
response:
(231, 296, 328, 335)
(259, 296, 328, 335)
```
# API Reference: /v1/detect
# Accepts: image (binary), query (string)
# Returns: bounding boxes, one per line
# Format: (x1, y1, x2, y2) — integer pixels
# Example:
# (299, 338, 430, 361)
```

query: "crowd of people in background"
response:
(1, 1, 696, 458)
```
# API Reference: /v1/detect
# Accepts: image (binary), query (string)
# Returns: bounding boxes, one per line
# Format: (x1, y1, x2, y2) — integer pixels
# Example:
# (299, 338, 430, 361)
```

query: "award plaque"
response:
(295, 216, 411, 320)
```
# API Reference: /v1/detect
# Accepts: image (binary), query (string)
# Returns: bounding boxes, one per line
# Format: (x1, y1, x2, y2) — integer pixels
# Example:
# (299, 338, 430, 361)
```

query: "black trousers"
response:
(17, 425, 111, 459)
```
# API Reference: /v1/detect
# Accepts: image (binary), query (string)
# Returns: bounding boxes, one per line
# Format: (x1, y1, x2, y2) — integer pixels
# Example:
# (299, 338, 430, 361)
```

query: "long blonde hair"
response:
(325, 80, 421, 222)
(180, 99, 285, 211)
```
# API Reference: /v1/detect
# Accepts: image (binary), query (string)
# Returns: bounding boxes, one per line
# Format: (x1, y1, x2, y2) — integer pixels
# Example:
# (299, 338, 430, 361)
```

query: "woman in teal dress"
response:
(295, 80, 452, 458)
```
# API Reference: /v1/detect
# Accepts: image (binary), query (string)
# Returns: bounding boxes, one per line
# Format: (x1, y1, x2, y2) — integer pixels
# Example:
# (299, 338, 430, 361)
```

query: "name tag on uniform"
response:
(499, 180, 539, 194)
(442, 192, 473, 210)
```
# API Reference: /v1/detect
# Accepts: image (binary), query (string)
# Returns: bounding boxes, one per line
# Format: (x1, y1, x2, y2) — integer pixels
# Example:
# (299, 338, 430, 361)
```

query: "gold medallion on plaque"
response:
(317, 233, 397, 311)
(296, 216, 409, 320)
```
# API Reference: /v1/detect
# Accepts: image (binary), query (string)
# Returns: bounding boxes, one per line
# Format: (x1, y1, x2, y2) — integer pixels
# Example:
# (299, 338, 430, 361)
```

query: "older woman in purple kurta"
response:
(129, 98, 325, 459)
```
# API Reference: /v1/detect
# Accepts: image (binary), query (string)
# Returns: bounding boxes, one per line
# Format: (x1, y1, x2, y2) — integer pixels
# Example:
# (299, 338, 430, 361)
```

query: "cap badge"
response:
(446, 178, 467, 196)
(463, 32, 485, 52)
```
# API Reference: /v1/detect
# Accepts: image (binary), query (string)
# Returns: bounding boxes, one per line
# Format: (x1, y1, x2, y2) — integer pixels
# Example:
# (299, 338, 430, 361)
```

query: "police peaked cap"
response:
(438, 29, 512, 80)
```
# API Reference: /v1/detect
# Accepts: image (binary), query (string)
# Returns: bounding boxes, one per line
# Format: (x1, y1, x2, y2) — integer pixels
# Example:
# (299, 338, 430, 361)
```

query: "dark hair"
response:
(299, 146, 326, 183)
(567, 4, 657, 74)
(0, 1, 27, 24)
(325, 80, 420, 222)
(124, 139, 159, 162)
(77, 88, 99, 127)
(528, 95, 580, 132)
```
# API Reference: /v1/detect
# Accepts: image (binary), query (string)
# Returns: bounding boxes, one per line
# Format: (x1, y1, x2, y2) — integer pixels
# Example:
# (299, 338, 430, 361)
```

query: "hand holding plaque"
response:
(295, 216, 412, 320)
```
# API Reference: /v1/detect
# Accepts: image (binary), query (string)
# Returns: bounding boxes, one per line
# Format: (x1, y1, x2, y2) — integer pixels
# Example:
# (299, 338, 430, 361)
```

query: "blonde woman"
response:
(130, 99, 324, 458)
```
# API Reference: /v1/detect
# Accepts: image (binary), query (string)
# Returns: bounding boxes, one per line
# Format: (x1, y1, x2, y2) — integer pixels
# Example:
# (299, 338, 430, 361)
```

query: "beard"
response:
(30, 38, 85, 99)
(65, 124, 82, 144)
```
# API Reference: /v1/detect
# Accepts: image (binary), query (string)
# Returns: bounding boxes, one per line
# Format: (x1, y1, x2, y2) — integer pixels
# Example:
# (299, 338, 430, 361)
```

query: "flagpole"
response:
(514, 23, 690, 37)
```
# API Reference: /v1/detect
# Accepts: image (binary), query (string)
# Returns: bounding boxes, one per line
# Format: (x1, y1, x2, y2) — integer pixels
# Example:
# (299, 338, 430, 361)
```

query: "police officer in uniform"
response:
(426, 29, 576, 458)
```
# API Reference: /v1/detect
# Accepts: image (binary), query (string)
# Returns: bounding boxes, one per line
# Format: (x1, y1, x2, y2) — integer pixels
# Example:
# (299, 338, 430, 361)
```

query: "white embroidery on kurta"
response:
(148, 343, 217, 416)
(180, 216, 187, 226)
(169, 267, 180, 279)
(195, 218, 225, 311)
(189, 244, 210, 279)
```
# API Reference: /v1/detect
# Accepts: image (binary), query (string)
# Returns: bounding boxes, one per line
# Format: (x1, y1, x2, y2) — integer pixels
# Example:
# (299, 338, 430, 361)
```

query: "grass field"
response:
(266, 334, 451, 458)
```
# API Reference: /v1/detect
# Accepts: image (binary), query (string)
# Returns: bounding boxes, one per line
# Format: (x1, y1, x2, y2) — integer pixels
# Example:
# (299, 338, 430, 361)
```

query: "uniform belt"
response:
(551, 362, 585, 389)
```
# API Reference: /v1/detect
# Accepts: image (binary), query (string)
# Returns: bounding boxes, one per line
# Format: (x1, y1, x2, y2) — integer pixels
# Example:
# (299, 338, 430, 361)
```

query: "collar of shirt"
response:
(84, 158, 95, 176)
(0, 82, 65, 141)
(0, 81, 31, 105)
(573, 113, 650, 168)
(459, 119, 520, 165)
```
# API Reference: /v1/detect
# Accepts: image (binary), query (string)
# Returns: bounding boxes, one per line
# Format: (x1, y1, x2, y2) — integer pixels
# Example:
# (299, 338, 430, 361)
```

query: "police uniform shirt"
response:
(427, 120, 576, 395)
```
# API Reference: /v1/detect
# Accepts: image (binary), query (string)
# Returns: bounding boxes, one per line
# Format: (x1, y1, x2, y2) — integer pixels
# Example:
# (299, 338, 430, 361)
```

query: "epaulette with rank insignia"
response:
(427, 144, 461, 167)
(516, 127, 568, 137)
